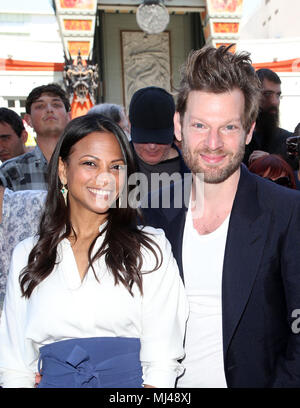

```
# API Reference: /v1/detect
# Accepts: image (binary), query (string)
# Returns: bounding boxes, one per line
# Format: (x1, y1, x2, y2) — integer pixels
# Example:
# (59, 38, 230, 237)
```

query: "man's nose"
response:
(147, 143, 158, 150)
(205, 129, 223, 151)
(46, 103, 54, 112)
(271, 94, 280, 107)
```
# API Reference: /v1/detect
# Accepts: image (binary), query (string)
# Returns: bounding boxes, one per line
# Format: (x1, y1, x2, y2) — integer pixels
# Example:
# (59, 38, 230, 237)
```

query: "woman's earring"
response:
(61, 184, 68, 206)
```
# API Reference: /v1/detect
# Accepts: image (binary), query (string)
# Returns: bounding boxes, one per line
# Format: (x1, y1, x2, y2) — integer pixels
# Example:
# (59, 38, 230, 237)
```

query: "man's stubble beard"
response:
(181, 133, 246, 184)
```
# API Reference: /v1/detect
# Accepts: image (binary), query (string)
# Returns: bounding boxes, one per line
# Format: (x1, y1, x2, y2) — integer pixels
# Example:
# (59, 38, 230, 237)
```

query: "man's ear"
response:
(246, 122, 256, 145)
(21, 129, 28, 145)
(58, 157, 68, 186)
(174, 112, 182, 142)
(24, 114, 33, 128)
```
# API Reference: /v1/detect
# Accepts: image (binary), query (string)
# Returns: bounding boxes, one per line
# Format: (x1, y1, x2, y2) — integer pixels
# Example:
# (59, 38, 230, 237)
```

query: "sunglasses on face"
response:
(267, 176, 292, 188)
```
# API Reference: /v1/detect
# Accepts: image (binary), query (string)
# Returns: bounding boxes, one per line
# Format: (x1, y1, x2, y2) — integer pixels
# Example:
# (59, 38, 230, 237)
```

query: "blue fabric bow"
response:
(66, 345, 101, 388)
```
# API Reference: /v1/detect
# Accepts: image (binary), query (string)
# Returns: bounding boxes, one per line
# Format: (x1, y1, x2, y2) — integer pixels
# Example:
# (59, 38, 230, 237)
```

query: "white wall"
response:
(237, 0, 300, 133)
(240, 0, 300, 40)
(0, 11, 63, 62)
(0, 9, 64, 119)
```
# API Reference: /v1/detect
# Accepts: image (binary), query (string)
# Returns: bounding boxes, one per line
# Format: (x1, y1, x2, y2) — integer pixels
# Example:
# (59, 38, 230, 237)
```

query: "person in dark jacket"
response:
(142, 45, 300, 388)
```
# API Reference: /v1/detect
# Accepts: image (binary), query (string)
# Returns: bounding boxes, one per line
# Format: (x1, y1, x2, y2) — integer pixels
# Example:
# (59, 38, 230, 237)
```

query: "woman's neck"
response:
(68, 209, 108, 242)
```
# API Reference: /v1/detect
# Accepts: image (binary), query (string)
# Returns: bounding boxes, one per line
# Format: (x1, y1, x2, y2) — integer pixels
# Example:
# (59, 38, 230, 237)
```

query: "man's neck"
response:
(166, 146, 179, 160)
(36, 135, 60, 162)
(191, 169, 240, 235)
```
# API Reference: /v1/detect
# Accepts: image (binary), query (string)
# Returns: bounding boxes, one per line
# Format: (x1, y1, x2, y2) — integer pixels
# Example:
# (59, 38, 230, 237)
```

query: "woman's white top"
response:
(0, 226, 188, 388)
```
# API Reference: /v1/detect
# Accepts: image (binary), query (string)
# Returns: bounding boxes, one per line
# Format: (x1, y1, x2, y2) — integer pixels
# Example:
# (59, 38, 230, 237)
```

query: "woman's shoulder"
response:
(138, 225, 165, 237)
(137, 225, 172, 257)
(12, 235, 38, 257)
(138, 225, 169, 246)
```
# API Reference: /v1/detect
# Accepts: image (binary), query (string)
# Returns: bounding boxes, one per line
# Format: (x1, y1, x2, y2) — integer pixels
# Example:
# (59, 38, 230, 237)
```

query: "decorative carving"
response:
(213, 22, 239, 33)
(59, 0, 95, 10)
(121, 31, 171, 111)
(67, 41, 90, 56)
(63, 50, 98, 105)
(209, 0, 243, 14)
(63, 19, 93, 31)
(136, 1, 170, 35)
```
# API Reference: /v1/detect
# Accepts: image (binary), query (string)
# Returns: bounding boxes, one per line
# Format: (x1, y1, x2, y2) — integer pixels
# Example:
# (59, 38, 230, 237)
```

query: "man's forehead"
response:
(0, 122, 16, 134)
(262, 78, 281, 91)
(33, 93, 63, 102)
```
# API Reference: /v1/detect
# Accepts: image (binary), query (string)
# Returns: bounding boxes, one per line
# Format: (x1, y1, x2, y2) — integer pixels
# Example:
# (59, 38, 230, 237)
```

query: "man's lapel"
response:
(222, 165, 271, 356)
(159, 176, 191, 281)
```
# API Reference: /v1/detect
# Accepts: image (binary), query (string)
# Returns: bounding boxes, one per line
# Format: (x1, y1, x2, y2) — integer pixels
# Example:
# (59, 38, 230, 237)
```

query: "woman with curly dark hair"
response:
(0, 114, 188, 388)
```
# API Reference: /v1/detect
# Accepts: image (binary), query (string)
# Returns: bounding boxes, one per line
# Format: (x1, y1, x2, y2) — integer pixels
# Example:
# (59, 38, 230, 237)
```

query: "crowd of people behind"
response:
(0, 45, 300, 388)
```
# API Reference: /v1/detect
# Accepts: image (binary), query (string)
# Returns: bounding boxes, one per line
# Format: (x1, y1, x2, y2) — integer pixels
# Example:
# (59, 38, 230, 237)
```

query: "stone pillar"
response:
(202, 0, 244, 51)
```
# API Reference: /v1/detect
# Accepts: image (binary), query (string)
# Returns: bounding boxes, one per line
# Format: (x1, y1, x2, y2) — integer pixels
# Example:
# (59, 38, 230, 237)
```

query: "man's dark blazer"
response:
(141, 164, 300, 387)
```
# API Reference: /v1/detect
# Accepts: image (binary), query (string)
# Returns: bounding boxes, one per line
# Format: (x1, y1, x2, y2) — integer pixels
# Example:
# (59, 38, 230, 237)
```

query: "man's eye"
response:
(194, 123, 205, 129)
(226, 125, 236, 130)
(53, 103, 64, 108)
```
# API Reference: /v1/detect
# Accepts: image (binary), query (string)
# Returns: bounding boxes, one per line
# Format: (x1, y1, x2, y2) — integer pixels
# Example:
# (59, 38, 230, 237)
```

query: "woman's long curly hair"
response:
(20, 114, 161, 298)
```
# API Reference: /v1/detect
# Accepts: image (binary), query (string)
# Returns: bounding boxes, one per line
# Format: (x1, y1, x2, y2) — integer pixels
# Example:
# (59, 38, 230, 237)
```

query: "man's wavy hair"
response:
(176, 45, 261, 134)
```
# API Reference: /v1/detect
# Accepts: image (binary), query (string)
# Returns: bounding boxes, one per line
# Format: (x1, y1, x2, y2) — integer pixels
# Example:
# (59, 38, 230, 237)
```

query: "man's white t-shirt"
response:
(177, 200, 230, 388)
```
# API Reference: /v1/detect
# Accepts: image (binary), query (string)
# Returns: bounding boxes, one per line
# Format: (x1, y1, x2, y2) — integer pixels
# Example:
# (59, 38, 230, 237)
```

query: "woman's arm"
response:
(140, 228, 189, 388)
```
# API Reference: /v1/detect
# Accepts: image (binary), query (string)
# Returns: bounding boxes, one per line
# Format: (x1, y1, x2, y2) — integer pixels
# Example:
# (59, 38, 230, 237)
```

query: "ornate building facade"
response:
(0, 1, 245, 125)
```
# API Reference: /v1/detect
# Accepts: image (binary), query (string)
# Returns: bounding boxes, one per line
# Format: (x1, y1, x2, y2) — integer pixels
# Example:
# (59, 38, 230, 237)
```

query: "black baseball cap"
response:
(129, 86, 175, 144)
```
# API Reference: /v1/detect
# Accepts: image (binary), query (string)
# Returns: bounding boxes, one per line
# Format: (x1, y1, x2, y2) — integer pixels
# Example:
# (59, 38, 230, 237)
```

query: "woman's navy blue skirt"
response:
(37, 337, 143, 388)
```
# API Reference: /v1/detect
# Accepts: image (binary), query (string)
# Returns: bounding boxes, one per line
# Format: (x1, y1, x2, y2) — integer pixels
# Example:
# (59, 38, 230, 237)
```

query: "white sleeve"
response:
(0, 238, 36, 388)
(139, 228, 189, 388)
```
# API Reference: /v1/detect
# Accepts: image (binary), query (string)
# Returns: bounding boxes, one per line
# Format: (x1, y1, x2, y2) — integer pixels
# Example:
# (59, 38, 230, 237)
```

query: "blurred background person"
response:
(0, 181, 46, 316)
(286, 122, 300, 190)
(0, 108, 27, 163)
(244, 68, 297, 170)
(88, 103, 130, 140)
(248, 153, 297, 190)
(0, 83, 71, 191)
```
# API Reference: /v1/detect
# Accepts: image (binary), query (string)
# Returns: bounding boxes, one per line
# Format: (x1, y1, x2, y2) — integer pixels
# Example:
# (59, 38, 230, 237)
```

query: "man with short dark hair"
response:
(142, 45, 300, 387)
(244, 68, 296, 168)
(0, 108, 27, 163)
(0, 83, 71, 191)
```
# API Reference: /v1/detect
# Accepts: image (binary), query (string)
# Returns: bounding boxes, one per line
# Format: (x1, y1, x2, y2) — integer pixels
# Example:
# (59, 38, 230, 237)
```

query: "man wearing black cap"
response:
(129, 86, 189, 196)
